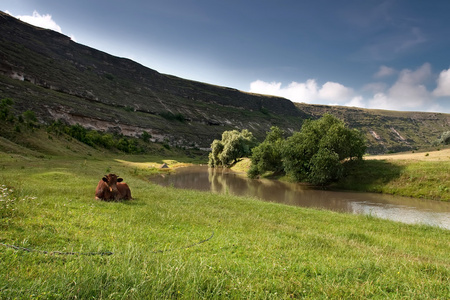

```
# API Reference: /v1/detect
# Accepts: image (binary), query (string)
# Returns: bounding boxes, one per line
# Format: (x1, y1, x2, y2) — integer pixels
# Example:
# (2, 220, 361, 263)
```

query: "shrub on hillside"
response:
(436, 131, 450, 145)
(0, 98, 14, 122)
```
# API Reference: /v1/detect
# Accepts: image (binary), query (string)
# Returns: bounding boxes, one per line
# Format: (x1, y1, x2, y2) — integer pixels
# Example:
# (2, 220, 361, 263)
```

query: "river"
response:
(149, 166, 450, 230)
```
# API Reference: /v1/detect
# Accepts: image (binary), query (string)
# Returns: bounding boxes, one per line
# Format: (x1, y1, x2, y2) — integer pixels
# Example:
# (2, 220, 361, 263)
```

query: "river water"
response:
(149, 166, 450, 230)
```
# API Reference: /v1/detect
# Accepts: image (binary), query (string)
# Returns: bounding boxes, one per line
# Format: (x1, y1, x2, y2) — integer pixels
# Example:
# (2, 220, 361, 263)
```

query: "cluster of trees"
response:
(0, 98, 176, 155)
(209, 114, 367, 185)
(47, 121, 152, 154)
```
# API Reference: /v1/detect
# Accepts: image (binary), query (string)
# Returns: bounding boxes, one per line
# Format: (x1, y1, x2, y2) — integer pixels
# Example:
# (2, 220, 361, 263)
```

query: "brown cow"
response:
(95, 173, 132, 201)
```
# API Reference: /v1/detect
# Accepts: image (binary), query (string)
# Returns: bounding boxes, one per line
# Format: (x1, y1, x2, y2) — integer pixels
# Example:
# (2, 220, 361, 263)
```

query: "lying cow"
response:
(95, 173, 132, 201)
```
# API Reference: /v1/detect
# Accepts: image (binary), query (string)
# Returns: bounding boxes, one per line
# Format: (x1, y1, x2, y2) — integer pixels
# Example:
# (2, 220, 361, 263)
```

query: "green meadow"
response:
(0, 128, 449, 299)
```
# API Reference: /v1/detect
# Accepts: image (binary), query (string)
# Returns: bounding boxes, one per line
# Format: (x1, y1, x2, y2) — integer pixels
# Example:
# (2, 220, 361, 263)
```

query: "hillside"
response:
(295, 103, 450, 153)
(0, 10, 449, 153)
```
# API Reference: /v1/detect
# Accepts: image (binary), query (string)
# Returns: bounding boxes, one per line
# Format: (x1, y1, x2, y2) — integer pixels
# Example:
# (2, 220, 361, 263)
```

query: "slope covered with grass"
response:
(1, 143, 449, 298)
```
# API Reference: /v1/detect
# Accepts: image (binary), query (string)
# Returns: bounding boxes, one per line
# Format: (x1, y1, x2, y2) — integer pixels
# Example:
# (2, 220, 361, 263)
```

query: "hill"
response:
(295, 103, 450, 153)
(0, 10, 449, 154)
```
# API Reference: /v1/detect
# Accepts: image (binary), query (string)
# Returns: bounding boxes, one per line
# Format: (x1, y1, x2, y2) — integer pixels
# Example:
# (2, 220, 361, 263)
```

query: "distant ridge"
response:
(0, 10, 449, 153)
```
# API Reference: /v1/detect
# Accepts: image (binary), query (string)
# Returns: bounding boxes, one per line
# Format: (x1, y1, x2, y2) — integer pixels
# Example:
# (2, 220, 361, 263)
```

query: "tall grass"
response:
(1, 153, 449, 299)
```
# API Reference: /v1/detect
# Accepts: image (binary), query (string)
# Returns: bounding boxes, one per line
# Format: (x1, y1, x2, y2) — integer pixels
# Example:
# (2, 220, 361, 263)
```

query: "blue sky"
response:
(2, 0, 450, 113)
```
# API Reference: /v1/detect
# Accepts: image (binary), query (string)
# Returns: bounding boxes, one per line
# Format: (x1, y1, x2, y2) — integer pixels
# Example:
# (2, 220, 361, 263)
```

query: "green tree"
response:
(308, 148, 343, 185)
(208, 139, 224, 167)
(117, 138, 131, 153)
(208, 129, 256, 167)
(22, 110, 37, 123)
(100, 134, 115, 149)
(282, 114, 366, 185)
(248, 126, 285, 178)
(65, 124, 89, 144)
(140, 131, 151, 143)
(47, 120, 65, 136)
(86, 130, 103, 146)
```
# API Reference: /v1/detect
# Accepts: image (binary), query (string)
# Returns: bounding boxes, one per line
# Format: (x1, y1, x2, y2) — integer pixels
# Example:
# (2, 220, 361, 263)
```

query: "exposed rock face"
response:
(0, 10, 449, 153)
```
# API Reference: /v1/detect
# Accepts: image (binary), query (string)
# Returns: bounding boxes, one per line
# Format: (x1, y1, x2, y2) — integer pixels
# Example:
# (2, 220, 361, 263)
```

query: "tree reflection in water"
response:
(150, 166, 450, 230)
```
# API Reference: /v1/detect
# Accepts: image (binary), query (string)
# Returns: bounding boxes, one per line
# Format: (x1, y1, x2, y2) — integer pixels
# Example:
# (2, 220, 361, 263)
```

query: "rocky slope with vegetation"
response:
(0, 10, 449, 153)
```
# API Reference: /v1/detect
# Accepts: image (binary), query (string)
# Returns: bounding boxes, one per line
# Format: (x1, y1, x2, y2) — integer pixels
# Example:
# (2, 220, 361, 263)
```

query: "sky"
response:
(2, 0, 450, 113)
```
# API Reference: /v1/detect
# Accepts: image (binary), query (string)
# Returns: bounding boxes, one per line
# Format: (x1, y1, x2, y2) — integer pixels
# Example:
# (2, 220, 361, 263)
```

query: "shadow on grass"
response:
(334, 159, 405, 192)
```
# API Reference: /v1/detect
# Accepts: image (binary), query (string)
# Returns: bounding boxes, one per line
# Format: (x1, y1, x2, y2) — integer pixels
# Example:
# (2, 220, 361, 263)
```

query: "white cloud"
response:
(374, 65, 396, 78)
(13, 10, 62, 33)
(248, 63, 450, 113)
(249, 79, 319, 103)
(249, 80, 282, 96)
(7, 10, 77, 41)
(345, 96, 365, 108)
(249, 79, 354, 104)
(318, 82, 354, 102)
(368, 63, 432, 110)
(433, 68, 450, 97)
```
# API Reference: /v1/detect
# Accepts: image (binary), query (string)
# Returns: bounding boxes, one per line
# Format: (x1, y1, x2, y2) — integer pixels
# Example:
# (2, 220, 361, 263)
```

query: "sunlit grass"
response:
(334, 159, 450, 201)
(1, 154, 449, 299)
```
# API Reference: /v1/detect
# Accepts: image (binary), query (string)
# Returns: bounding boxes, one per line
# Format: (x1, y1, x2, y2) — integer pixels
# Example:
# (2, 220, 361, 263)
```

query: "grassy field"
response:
(366, 148, 450, 161)
(0, 125, 449, 298)
(0, 151, 449, 298)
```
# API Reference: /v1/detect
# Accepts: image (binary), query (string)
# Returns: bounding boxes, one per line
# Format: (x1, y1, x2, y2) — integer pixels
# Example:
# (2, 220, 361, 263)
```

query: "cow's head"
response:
(102, 173, 123, 196)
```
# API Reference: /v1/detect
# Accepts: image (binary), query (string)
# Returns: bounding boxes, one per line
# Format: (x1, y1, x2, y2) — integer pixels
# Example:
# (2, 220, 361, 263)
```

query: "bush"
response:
(100, 134, 115, 149)
(22, 110, 37, 123)
(140, 131, 151, 143)
(160, 111, 185, 122)
(65, 124, 89, 144)
(438, 131, 450, 145)
(0, 98, 14, 121)
(117, 138, 139, 153)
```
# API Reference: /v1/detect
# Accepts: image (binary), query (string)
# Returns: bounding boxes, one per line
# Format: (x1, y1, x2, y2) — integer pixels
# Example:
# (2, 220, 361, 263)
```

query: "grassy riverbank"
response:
(233, 148, 450, 201)
(333, 148, 450, 201)
(1, 152, 449, 299)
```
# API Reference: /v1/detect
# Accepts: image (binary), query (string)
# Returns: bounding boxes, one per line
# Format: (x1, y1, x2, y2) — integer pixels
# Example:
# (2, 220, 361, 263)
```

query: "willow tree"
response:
(208, 129, 256, 168)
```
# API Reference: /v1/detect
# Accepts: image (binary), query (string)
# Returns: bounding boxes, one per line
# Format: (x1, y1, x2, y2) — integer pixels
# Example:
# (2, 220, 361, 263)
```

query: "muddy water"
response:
(149, 166, 450, 230)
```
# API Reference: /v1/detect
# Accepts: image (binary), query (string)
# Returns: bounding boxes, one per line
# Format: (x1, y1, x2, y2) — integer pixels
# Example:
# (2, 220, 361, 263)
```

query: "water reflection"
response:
(149, 166, 450, 230)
